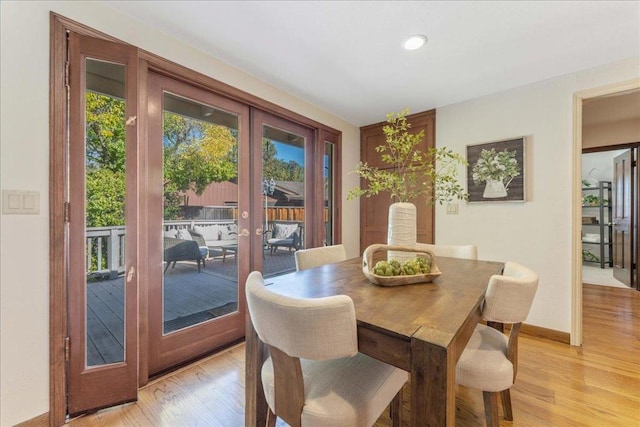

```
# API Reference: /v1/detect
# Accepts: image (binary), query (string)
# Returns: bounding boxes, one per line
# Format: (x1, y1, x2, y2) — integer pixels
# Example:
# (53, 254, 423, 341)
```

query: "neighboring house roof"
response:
(180, 180, 307, 206)
(274, 181, 304, 202)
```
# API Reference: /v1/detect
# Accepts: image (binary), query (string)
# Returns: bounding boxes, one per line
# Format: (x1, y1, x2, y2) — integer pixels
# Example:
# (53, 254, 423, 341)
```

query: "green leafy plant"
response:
(347, 108, 468, 204)
(582, 194, 607, 206)
(582, 249, 599, 262)
(471, 148, 520, 189)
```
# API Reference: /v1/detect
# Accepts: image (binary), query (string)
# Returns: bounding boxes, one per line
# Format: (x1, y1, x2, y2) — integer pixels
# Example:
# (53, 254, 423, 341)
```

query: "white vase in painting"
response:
(387, 202, 416, 262)
(483, 179, 508, 198)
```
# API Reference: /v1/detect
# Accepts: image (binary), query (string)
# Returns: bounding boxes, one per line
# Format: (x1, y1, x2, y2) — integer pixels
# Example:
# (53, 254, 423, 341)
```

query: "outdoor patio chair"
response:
(163, 228, 208, 273)
(265, 222, 303, 254)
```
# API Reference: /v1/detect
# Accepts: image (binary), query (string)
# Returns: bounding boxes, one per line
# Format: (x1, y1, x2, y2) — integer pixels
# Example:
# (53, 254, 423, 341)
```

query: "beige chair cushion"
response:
(247, 271, 408, 426)
(413, 243, 478, 260)
(456, 324, 513, 392)
(262, 353, 408, 427)
(295, 244, 348, 271)
(246, 271, 358, 360)
(483, 261, 538, 323)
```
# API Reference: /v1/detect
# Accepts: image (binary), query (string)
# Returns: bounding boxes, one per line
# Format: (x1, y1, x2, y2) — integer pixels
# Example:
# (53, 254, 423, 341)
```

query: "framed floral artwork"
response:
(466, 137, 525, 202)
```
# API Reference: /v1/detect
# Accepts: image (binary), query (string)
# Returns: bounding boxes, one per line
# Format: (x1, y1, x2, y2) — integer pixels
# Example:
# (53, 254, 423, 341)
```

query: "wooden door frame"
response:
(571, 78, 640, 347)
(50, 12, 342, 425)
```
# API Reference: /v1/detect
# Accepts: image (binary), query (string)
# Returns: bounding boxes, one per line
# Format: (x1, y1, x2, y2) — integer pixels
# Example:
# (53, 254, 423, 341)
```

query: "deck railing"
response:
(86, 206, 312, 277)
(87, 226, 126, 279)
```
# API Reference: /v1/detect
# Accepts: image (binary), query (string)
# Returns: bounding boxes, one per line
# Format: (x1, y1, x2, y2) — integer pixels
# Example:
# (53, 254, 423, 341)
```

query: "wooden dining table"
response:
(244, 256, 505, 427)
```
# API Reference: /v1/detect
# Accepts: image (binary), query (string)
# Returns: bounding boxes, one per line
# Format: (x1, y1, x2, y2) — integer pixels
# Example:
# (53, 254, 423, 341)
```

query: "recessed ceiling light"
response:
(403, 34, 428, 51)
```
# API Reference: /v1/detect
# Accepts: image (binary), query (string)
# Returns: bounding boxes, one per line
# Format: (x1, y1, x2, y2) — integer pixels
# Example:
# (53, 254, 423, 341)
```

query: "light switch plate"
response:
(446, 203, 459, 215)
(2, 190, 40, 214)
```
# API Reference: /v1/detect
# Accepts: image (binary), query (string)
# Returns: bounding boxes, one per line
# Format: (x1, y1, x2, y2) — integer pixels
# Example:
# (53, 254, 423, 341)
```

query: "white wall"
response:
(582, 150, 628, 183)
(435, 57, 640, 333)
(0, 2, 361, 424)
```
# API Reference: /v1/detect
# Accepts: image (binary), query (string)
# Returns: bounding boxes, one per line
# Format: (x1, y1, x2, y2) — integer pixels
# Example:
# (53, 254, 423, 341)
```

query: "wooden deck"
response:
(86, 251, 296, 366)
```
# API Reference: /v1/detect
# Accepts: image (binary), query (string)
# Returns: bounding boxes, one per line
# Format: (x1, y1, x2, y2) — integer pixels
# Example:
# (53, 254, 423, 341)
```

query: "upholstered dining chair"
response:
(294, 244, 347, 271)
(245, 271, 407, 427)
(455, 261, 539, 427)
(414, 243, 478, 260)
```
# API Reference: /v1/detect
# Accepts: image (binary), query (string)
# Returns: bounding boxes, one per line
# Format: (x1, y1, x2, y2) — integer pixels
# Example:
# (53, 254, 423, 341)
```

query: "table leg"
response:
(410, 338, 455, 427)
(245, 315, 268, 427)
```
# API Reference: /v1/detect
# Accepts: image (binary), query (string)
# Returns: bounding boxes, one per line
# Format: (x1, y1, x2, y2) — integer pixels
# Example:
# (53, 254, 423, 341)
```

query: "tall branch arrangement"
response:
(347, 109, 468, 204)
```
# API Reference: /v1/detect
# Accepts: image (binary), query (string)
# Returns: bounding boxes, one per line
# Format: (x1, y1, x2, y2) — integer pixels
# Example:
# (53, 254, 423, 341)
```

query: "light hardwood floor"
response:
(64, 284, 639, 426)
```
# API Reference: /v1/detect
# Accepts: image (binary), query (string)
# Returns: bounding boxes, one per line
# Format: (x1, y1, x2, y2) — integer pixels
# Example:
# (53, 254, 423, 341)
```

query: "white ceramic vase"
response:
(387, 202, 417, 262)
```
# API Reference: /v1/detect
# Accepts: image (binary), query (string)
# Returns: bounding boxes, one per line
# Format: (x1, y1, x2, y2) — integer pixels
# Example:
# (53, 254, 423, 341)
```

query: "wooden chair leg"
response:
(390, 390, 402, 427)
(483, 391, 500, 427)
(501, 388, 513, 421)
(266, 407, 277, 427)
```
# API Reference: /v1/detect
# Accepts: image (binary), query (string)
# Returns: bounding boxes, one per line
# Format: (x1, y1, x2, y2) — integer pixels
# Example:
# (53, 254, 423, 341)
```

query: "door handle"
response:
(126, 266, 136, 282)
(239, 228, 250, 237)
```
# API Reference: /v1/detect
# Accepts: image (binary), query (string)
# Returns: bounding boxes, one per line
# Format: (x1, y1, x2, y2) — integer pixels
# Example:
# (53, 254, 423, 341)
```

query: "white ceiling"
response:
(103, 1, 640, 126)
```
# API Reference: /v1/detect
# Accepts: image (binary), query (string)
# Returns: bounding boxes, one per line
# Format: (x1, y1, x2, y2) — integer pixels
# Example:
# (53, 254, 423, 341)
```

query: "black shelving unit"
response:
(582, 181, 613, 268)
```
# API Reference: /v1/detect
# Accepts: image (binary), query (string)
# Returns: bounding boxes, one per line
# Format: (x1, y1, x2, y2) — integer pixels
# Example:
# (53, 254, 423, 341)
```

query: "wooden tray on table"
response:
(362, 244, 441, 286)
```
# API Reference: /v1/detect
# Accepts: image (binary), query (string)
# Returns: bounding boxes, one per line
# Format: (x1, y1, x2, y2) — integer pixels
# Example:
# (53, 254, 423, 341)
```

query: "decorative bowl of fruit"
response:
(362, 244, 442, 286)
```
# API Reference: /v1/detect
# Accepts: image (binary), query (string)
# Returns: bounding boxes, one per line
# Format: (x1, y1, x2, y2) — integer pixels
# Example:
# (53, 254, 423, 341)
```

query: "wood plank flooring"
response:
(65, 284, 640, 426)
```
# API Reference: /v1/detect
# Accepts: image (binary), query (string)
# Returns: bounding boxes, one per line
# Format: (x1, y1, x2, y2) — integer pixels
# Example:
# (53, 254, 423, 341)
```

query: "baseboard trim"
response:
(520, 323, 571, 344)
(483, 321, 571, 345)
(15, 412, 49, 427)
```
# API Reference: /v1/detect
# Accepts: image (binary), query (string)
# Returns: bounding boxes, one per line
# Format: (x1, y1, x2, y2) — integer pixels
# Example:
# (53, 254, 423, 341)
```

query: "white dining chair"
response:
(414, 243, 478, 260)
(294, 244, 347, 271)
(455, 261, 539, 427)
(245, 271, 407, 427)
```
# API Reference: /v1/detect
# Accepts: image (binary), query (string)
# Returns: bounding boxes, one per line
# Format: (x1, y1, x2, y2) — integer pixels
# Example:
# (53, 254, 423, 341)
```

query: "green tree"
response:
(84, 93, 240, 225)
(262, 139, 304, 182)
(86, 92, 126, 171)
(85, 92, 126, 227)
(86, 167, 125, 227)
(162, 113, 237, 218)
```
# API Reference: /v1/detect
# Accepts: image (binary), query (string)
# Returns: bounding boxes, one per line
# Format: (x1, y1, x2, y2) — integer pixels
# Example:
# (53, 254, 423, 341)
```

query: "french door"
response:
(146, 72, 250, 375)
(67, 34, 139, 415)
(64, 30, 331, 418)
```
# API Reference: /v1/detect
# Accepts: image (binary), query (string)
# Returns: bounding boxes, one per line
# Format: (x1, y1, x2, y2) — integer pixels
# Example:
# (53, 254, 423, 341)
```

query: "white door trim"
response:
(571, 78, 640, 346)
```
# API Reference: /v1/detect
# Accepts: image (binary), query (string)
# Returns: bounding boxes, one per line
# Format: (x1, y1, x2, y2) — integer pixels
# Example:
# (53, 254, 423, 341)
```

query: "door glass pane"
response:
(161, 92, 239, 334)
(85, 59, 126, 366)
(262, 126, 305, 276)
(324, 142, 334, 246)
